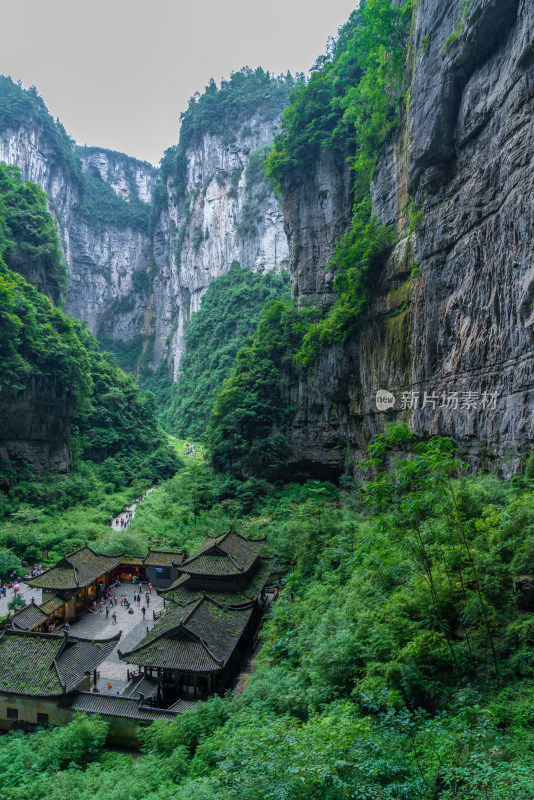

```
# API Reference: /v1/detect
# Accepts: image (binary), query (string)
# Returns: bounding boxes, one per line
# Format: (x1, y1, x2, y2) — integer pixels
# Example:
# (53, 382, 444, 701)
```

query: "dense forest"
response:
(1, 433, 534, 798)
(0, 163, 178, 527)
(0, 0, 533, 797)
(163, 262, 290, 440)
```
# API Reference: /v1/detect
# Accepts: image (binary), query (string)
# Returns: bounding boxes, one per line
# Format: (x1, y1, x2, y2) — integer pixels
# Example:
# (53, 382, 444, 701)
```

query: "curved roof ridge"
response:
(225, 551, 245, 572)
(196, 636, 224, 668)
(183, 595, 205, 624)
(5, 628, 62, 640)
(51, 658, 67, 693)
(231, 531, 267, 544)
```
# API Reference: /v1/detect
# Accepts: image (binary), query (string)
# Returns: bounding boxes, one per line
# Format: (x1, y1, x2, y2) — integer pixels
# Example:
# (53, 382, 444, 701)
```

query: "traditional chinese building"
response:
(0, 533, 273, 741)
(0, 628, 119, 729)
(119, 595, 256, 701)
(120, 549, 185, 587)
(161, 531, 273, 608)
(9, 602, 50, 632)
(119, 532, 273, 703)
(26, 544, 186, 625)
(26, 544, 124, 622)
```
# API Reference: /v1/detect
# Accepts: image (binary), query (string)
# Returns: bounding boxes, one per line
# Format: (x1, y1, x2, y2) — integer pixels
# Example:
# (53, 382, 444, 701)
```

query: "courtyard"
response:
(64, 582, 165, 695)
(0, 581, 164, 696)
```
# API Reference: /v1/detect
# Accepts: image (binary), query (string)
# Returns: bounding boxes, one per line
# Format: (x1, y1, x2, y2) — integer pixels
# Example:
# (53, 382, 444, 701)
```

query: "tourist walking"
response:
(142, 606, 146, 618)
(105, 606, 109, 618)
(112, 611, 117, 624)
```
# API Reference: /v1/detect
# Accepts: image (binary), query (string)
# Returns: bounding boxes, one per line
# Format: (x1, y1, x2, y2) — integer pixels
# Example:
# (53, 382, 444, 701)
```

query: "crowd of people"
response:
(110, 495, 146, 530)
(92, 582, 153, 624)
(1, 564, 45, 598)
(114, 510, 133, 529)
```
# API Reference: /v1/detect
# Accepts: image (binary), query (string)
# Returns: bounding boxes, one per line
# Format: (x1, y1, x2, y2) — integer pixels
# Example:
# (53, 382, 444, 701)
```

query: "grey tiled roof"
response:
(71, 692, 177, 721)
(40, 596, 67, 614)
(119, 597, 253, 673)
(10, 603, 49, 631)
(122, 637, 222, 671)
(0, 630, 66, 696)
(180, 532, 265, 577)
(143, 549, 184, 567)
(56, 634, 121, 692)
(121, 675, 159, 699)
(27, 546, 123, 590)
(121, 555, 146, 566)
(0, 630, 121, 697)
(168, 698, 198, 712)
(162, 557, 274, 607)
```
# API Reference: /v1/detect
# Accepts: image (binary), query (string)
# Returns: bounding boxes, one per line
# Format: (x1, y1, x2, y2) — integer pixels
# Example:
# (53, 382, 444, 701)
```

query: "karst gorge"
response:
(0, 0, 534, 797)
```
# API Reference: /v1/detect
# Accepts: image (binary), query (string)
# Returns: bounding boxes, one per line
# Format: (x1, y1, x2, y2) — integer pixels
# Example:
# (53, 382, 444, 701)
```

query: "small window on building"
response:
(155, 566, 171, 580)
(7, 707, 18, 719)
(37, 713, 49, 724)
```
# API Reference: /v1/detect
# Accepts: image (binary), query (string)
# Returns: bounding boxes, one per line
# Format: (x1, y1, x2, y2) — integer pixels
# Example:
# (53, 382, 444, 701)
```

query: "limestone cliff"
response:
(152, 116, 288, 379)
(0, 122, 155, 360)
(0, 79, 289, 384)
(281, 0, 533, 478)
(0, 378, 74, 473)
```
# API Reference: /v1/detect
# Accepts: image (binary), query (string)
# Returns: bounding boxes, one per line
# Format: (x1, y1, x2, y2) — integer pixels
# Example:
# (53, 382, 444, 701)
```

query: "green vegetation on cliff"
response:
(205, 300, 319, 478)
(206, 0, 414, 474)
(0, 78, 151, 233)
(0, 163, 67, 302)
(266, 0, 413, 360)
(0, 251, 172, 467)
(0, 168, 178, 505)
(164, 262, 290, 440)
(154, 67, 302, 211)
(0, 259, 89, 397)
(0, 76, 81, 184)
(77, 172, 151, 233)
(77, 145, 153, 233)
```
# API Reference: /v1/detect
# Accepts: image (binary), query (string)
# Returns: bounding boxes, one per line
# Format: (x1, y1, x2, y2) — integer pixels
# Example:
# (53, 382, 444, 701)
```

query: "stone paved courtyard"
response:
(0, 582, 42, 615)
(0, 581, 164, 696)
(67, 582, 164, 695)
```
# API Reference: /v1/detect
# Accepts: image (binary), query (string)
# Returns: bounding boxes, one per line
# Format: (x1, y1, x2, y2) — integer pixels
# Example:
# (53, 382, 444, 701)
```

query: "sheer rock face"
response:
(0, 110, 288, 468)
(283, 150, 353, 312)
(79, 148, 157, 203)
(0, 133, 155, 470)
(0, 128, 155, 343)
(0, 379, 74, 473)
(281, 0, 534, 478)
(66, 149, 157, 341)
(152, 116, 288, 379)
(0, 115, 288, 383)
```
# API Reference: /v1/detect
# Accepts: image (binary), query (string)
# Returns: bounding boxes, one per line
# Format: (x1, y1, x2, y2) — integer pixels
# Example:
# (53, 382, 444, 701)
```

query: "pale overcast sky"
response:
(0, 0, 357, 166)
